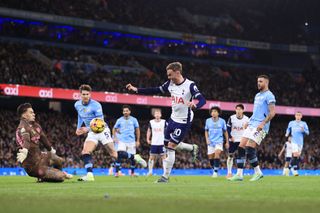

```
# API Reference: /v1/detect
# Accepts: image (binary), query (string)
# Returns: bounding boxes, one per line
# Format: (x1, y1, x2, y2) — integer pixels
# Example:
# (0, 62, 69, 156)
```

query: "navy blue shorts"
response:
(164, 119, 191, 144)
(150, 145, 165, 155)
(285, 157, 292, 162)
(229, 142, 240, 154)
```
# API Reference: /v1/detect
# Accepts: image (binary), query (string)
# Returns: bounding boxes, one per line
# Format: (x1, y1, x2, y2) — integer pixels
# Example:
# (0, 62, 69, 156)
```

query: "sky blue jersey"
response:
(249, 90, 276, 133)
(205, 117, 227, 145)
(74, 99, 104, 129)
(114, 116, 139, 143)
(286, 120, 309, 145)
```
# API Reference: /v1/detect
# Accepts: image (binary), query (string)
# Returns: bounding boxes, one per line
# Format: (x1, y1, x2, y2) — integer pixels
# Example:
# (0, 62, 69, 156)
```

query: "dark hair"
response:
(79, 84, 92, 92)
(235, 104, 244, 110)
(257, 74, 269, 80)
(17, 103, 32, 117)
(166, 62, 182, 73)
(122, 105, 131, 111)
(210, 106, 221, 115)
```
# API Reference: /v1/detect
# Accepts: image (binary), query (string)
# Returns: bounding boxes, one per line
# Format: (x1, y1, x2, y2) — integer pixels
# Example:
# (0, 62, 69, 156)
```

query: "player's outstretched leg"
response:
(39, 167, 73, 182)
(176, 142, 199, 162)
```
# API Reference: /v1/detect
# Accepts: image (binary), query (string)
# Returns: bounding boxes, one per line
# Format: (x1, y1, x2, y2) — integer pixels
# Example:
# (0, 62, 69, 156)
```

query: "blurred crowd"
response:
(0, 0, 316, 44)
(0, 109, 319, 169)
(1, 42, 320, 107)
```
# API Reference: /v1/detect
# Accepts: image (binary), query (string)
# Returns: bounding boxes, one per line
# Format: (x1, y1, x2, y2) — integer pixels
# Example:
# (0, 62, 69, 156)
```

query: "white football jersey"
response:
(149, 119, 166, 145)
(160, 79, 201, 124)
(227, 114, 249, 142)
(285, 141, 292, 157)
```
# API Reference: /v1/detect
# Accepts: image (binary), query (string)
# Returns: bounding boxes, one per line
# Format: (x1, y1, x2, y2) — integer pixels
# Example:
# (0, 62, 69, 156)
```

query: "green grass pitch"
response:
(1, 176, 320, 213)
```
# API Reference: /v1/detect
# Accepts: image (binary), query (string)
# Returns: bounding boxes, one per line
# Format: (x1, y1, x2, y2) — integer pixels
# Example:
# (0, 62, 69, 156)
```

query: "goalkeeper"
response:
(15, 103, 73, 182)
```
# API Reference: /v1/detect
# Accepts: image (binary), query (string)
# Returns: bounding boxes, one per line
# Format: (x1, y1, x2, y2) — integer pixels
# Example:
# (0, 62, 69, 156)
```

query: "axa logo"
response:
(39, 89, 53, 98)
(105, 95, 118, 102)
(4, 86, 19, 96)
(171, 96, 184, 104)
(137, 97, 147, 104)
(73, 92, 80, 100)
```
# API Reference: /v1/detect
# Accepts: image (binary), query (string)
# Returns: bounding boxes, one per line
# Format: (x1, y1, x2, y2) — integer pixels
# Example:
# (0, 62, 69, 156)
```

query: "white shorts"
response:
(207, 143, 223, 155)
(117, 141, 136, 154)
(292, 143, 303, 154)
(85, 127, 113, 145)
(242, 127, 267, 145)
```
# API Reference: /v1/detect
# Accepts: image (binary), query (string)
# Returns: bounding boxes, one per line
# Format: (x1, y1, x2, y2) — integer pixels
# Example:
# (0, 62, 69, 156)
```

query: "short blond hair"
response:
(166, 62, 182, 73)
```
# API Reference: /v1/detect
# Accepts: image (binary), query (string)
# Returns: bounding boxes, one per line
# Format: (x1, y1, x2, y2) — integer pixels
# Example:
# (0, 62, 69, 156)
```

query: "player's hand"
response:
(243, 122, 249, 129)
(147, 140, 151, 145)
(50, 147, 56, 154)
(278, 154, 282, 159)
(206, 141, 210, 145)
(136, 141, 140, 147)
(126, 84, 137, 92)
(76, 127, 88, 136)
(257, 123, 265, 131)
(17, 148, 28, 163)
(187, 101, 197, 109)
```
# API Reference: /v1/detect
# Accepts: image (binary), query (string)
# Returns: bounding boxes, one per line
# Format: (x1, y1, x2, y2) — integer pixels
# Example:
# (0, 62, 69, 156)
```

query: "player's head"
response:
(122, 105, 131, 118)
(153, 109, 162, 120)
(295, 111, 303, 121)
(257, 75, 269, 91)
(79, 84, 92, 104)
(17, 103, 35, 122)
(210, 106, 221, 118)
(166, 62, 183, 83)
(235, 104, 244, 117)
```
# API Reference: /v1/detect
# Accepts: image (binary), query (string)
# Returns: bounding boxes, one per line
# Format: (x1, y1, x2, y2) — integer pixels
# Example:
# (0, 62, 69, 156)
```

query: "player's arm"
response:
(112, 119, 120, 143)
(188, 83, 206, 110)
(38, 124, 55, 153)
(204, 120, 210, 145)
(146, 122, 152, 144)
(285, 122, 291, 138)
(224, 130, 229, 149)
(226, 117, 233, 142)
(303, 123, 310, 135)
(16, 127, 31, 163)
(223, 121, 229, 149)
(135, 127, 140, 147)
(258, 103, 276, 131)
(278, 145, 285, 158)
(126, 81, 170, 95)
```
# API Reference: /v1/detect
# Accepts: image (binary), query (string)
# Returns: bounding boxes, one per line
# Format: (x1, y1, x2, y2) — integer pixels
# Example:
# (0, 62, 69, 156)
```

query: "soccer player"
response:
(126, 62, 206, 183)
(278, 136, 292, 176)
(229, 75, 276, 181)
(15, 103, 73, 182)
(205, 106, 228, 178)
(285, 112, 309, 176)
(75, 84, 117, 181)
(226, 104, 249, 178)
(146, 109, 167, 176)
(113, 105, 147, 177)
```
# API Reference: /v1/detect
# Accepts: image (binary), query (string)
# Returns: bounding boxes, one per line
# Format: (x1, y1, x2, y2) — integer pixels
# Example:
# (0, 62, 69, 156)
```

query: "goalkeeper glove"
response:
(17, 148, 28, 163)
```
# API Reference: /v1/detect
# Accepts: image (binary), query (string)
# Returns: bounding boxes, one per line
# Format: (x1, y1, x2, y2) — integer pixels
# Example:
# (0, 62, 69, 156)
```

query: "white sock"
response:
(254, 165, 262, 175)
(148, 159, 154, 173)
(176, 142, 193, 152)
(162, 149, 175, 178)
(227, 157, 233, 174)
(236, 168, 243, 177)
